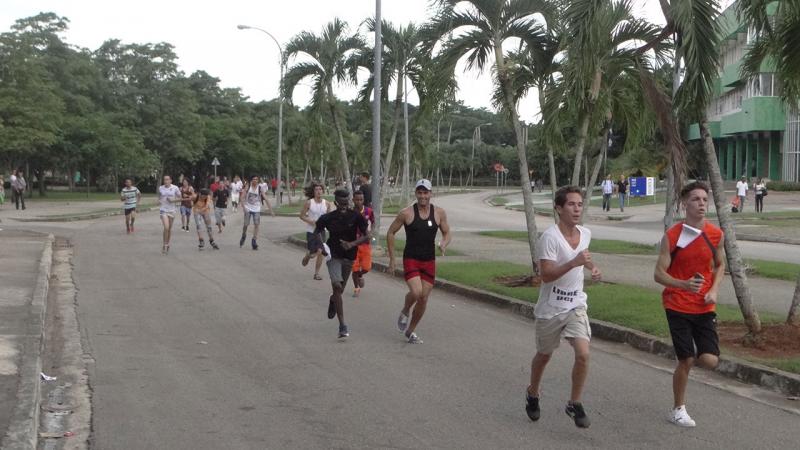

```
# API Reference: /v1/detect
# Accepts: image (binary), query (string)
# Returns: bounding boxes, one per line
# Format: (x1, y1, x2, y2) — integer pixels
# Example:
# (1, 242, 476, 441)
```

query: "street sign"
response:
(211, 157, 220, 166)
(629, 177, 655, 197)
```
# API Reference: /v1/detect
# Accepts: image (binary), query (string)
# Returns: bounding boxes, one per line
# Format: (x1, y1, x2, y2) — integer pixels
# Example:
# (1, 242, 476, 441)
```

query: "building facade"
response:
(688, 1, 799, 182)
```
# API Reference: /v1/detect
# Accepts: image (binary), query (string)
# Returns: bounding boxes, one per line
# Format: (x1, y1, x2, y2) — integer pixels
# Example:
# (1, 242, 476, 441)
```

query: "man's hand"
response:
(685, 274, 704, 293)
(572, 250, 591, 268)
(388, 257, 396, 274)
(590, 266, 602, 281)
(704, 290, 718, 304)
(340, 240, 354, 251)
(438, 241, 447, 256)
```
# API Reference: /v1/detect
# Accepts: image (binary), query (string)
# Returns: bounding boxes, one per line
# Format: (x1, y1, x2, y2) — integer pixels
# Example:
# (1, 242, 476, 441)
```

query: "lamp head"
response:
(237, 25, 249, 30)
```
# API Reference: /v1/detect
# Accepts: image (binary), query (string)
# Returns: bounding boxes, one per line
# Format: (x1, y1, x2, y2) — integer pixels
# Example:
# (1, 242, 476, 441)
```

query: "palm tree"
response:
(283, 19, 365, 193)
(424, 0, 553, 273)
(668, 0, 761, 338)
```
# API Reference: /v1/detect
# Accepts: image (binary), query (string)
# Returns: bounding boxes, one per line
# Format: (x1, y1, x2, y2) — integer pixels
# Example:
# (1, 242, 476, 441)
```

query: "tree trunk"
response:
(495, 41, 539, 274)
(787, 273, 800, 326)
(582, 131, 608, 221)
(375, 70, 406, 236)
(700, 118, 762, 338)
(571, 69, 602, 186)
(663, 167, 676, 230)
(326, 84, 353, 195)
(68, 167, 75, 192)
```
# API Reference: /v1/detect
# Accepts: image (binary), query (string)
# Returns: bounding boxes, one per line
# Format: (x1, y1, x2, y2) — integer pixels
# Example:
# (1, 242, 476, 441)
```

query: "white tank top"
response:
(306, 198, 328, 232)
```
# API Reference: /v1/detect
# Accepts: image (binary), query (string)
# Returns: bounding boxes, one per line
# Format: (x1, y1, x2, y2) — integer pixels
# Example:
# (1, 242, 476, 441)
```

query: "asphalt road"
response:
(49, 206, 798, 449)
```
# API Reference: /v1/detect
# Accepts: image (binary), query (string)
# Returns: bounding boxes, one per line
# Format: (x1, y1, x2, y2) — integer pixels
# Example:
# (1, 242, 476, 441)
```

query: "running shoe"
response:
(565, 402, 590, 428)
(210, 240, 219, 250)
(338, 324, 349, 338)
(406, 332, 423, 344)
(525, 394, 541, 422)
(397, 312, 409, 333)
(126, 226, 130, 234)
(185, 226, 190, 233)
(353, 287, 361, 298)
(669, 405, 696, 428)
(239, 234, 246, 248)
(198, 239, 205, 250)
(251, 239, 258, 250)
(302, 253, 311, 266)
(327, 295, 336, 319)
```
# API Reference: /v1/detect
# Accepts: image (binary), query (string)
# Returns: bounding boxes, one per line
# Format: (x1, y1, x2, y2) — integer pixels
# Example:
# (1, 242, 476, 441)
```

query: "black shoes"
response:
(251, 238, 258, 250)
(526, 395, 540, 422)
(327, 295, 336, 319)
(239, 234, 246, 248)
(565, 402, 591, 428)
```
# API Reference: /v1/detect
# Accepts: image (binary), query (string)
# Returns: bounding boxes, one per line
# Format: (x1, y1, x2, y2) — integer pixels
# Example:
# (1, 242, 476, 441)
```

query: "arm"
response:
(539, 248, 592, 283)
(386, 211, 408, 273)
(705, 237, 726, 304)
(437, 208, 452, 256)
(262, 191, 275, 216)
(299, 200, 314, 225)
(653, 235, 703, 292)
(342, 215, 372, 249)
(136, 189, 141, 203)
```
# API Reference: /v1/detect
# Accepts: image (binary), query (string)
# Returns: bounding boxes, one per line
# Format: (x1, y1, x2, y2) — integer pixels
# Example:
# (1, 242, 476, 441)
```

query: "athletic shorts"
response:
(194, 212, 211, 229)
(180, 205, 192, 216)
(403, 258, 435, 284)
(214, 207, 226, 224)
(306, 232, 323, 253)
(353, 244, 372, 273)
(160, 209, 175, 218)
(665, 309, 720, 360)
(327, 258, 353, 284)
(124, 207, 136, 216)
(535, 307, 591, 354)
(243, 210, 260, 226)
(231, 197, 239, 204)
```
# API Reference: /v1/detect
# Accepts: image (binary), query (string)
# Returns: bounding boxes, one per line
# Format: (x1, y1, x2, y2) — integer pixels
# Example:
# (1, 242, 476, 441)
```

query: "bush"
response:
(766, 181, 800, 191)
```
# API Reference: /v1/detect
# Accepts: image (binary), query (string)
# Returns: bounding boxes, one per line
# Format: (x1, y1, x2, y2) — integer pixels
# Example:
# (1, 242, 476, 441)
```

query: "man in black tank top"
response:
(387, 179, 451, 344)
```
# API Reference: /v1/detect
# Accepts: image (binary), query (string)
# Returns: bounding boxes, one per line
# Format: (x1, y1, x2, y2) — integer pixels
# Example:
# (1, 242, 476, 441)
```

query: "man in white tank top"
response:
(299, 182, 332, 280)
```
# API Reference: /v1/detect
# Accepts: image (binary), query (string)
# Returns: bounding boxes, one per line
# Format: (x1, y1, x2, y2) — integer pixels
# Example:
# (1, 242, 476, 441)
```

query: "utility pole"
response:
(370, 0, 383, 247)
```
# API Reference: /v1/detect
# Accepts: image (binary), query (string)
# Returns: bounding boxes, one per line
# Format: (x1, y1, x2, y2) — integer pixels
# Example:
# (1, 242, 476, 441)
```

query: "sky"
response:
(0, 0, 730, 123)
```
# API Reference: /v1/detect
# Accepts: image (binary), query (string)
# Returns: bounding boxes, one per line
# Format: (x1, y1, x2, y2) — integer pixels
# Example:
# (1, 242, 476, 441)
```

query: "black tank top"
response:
(403, 204, 438, 261)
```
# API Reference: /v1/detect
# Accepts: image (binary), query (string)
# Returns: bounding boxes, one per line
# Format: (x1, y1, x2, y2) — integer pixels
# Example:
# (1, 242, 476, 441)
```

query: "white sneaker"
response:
(669, 405, 696, 427)
(397, 313, 409, 333)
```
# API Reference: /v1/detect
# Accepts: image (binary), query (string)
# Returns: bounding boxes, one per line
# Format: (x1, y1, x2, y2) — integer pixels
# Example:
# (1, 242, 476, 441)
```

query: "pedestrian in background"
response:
(213, 182, 230, 233)
(754, 178, 766, 213)
(601, 175, 614, 212)
(179, 178, 194, 232)
(10, 168, 26, 210)
(616, 175, 628, 212)
(735, 176, 748, 212)
(0, 175, 5, 207)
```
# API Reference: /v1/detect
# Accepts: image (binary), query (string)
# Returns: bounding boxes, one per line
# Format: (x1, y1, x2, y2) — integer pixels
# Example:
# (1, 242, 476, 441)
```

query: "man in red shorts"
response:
(351, 190, 375, 297)
(387, 179, 451, 344)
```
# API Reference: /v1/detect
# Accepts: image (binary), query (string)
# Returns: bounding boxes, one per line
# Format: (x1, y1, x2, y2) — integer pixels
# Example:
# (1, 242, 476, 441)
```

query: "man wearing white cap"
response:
(387, 179, 451, 344)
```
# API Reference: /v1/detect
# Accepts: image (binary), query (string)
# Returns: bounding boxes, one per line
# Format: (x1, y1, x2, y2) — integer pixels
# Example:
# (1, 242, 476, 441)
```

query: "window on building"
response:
(761, 73, 774, 96)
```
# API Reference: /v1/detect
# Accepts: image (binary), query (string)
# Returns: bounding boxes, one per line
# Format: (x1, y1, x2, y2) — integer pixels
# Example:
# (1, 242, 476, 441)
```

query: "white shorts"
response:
(535, 307, 591, 354)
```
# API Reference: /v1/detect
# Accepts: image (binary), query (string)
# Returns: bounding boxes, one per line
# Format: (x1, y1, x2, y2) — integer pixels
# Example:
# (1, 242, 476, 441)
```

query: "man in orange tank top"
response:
(654, 181, 725, 428)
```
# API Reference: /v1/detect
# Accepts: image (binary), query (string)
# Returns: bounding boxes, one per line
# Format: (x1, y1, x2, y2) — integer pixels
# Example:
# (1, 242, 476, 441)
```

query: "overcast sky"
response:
(1, 0, 732, 123)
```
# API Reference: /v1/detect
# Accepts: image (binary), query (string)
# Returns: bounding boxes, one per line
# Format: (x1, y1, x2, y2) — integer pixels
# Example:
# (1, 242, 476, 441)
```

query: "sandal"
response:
(313, 273, 323, 281)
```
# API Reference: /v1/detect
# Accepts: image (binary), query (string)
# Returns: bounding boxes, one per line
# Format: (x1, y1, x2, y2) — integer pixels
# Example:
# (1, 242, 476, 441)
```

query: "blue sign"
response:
(629, 177, 647, 197)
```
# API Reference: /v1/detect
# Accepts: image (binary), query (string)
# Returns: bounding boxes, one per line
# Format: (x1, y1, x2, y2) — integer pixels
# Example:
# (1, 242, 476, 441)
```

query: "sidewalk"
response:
(0, 230, 53, 449)
(0, 197, 157, 223)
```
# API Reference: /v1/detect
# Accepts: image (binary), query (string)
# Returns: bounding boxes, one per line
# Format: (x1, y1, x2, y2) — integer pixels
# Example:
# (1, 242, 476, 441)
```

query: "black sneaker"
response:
(327, 295, 336, 319)
(251, 239, 258, 250)
(198, 239, 205, 250)
(525, 394, 540, 422)
(565, 402, 590, 428)
(338, 324, 349, 338)
(239, 234, 246, 248)
(210, 240, 219, 250)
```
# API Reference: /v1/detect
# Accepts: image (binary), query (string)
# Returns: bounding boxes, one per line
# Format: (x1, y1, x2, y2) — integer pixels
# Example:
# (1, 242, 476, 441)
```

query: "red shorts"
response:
(403, 258, 435, 285)
(352, 244, 372, 273)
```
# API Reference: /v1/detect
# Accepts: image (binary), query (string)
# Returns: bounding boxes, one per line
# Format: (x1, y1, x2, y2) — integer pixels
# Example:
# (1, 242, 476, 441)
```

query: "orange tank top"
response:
(662, 221, 723, 314)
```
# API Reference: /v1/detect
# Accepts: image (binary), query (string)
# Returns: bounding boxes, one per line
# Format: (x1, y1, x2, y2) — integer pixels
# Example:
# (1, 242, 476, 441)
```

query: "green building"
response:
(688, 1, 799, 182)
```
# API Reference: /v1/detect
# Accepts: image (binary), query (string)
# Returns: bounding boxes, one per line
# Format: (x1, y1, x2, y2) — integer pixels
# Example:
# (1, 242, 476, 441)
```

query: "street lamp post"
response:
(470, 122, 492, 187)
(238, 24, 285, 205)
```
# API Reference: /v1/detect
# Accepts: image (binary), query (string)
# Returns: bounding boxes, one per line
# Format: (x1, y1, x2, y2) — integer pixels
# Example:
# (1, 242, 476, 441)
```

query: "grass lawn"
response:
(291, 233, 461, 256)
(745, 259, 800, 282)
(26, 191, 129, 202)
(477, 230, 656, 255)
(489, 196, 509, 206)
(587, 192, 666, 208)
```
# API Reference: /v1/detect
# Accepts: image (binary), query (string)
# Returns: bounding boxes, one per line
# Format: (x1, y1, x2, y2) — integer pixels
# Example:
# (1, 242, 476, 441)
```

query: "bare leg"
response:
(332, 282, 345, 325)
(405, 280, 433, 335)
(673, 357, 694, 408)
(315, 250, 324, 275)
(528, 352, 552, 396)
(568, 338, 590, 403)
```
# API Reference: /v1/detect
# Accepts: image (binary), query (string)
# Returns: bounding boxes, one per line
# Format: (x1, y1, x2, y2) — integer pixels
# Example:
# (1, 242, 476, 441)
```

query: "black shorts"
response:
(124, 207, 136, 216)
(665, 309, 720, 360)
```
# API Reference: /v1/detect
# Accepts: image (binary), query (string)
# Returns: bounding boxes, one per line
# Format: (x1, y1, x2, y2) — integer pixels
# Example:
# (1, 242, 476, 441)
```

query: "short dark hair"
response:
(360, 172, 370, 179)
(680, 181, 710, 199)
(353, 190, 364, 197)
(334, 188, 350, 199)
(554, 185, 582, 207)
(303, 182, 323, 199)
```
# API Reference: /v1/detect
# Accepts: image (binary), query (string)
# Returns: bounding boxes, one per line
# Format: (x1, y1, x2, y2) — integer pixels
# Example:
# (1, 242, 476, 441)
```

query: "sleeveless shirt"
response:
(403, 204, 439, 261)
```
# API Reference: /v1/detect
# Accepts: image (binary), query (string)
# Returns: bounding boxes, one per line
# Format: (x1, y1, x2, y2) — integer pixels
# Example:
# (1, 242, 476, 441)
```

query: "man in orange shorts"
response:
(351, 190, 375, 297)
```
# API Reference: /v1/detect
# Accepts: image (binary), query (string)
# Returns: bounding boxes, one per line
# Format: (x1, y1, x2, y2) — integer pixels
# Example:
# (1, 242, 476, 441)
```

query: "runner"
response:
(230, 175, 243, 212)
(179, 178, 194, 232)
(192, 188, 219, 250)
(240, 176, 275, 250)
(525, 185, 601, 428)
(312, 189, 370, 338)
(213, 182, 230, 233)
(157, 175, 182, 254)
(351, 190, 375, 297)
(387, 179, 451, 344)
(120, 178, 141, 234)
(300, 182, 332, 280)
(654, 181, 725, 427)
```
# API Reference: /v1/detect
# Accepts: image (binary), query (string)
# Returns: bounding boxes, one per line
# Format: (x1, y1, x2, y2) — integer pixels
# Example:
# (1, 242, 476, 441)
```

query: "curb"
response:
(2, 234, 54, 450)
(287, 235, 800, 397)
(11, 206, 157, 223)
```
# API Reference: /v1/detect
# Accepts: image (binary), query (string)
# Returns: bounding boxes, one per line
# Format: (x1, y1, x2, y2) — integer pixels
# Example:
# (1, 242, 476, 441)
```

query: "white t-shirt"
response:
(243, 186, 262, 213)
(601, 180, 614, 194)
(231, 180, 243, 199)
(158, 185, 181, 212)
(305, 198, 329, 232)
(258, 182, 269, 194)
(534, 224, 591, 320)
(736, 181, 748, 196)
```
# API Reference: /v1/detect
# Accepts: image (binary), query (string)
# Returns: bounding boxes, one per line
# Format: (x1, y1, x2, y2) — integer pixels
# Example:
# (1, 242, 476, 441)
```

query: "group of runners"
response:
(124, 173, 726, 429)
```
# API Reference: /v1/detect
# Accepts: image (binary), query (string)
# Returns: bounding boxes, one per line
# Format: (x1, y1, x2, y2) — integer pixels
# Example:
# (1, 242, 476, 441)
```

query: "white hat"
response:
(415, 179, 432, 191)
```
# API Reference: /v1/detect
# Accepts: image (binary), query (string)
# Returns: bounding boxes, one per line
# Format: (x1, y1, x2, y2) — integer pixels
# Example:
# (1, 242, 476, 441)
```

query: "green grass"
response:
(745, 259, 800, 282)
(291, 233, 461, 256)
(489, 196, 509, 206)
(26, 191, 130, 202)
(587, 192, 666, 208)
(477, 230, 656, 255)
